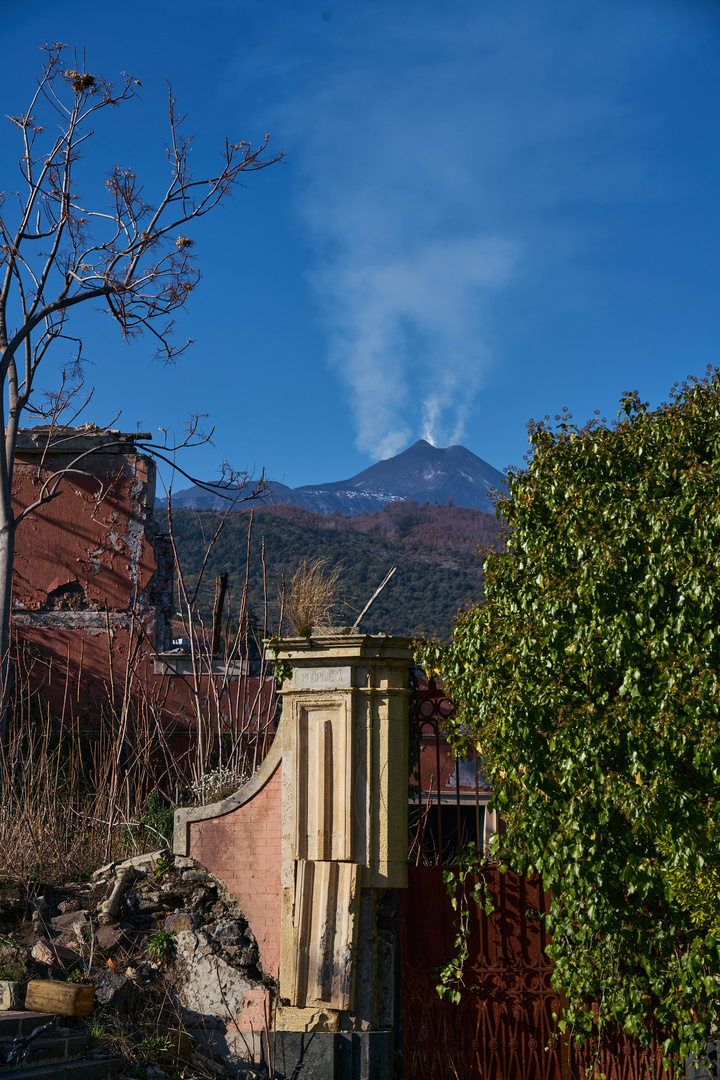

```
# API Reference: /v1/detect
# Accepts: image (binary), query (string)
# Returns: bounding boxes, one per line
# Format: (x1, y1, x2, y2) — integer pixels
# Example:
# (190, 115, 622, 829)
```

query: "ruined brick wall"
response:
(186, 763, 283, 980)
(11, 425, 172, 713)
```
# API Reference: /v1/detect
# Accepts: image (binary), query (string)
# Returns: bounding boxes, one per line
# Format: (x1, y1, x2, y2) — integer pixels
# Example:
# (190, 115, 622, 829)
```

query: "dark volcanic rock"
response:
(49, 910, 90, 935)
(95, 971, 137, 1011)
(94, 923, 126, 954)
(210, 919, 244, 945)
(164, 911, 203, 933)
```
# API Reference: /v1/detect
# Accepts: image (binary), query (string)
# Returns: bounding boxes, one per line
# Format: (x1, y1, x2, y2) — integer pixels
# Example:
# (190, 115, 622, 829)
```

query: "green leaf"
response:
(427, 369, 720, 1067)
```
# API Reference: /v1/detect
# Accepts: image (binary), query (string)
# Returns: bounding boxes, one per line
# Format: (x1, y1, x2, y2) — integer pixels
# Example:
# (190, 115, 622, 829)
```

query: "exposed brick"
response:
(188, 762, 282, 978)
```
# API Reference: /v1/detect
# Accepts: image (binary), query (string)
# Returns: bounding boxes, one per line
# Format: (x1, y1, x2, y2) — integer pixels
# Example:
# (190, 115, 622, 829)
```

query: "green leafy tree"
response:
(422, 369, 720, 1063)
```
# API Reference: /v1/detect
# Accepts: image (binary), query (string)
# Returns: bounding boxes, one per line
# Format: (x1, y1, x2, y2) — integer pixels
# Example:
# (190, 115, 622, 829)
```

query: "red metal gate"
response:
(401, 865, 564, 1080)
(401, 672, 677, 1080)
(400, 866, 677, 1080)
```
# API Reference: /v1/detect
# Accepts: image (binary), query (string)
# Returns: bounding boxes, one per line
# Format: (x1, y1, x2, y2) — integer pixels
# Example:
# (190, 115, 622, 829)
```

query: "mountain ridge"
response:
(162, 439, 506, 515)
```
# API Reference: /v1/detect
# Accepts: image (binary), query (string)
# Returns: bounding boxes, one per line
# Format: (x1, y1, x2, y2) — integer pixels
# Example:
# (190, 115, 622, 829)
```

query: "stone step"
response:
(0, 1014, 57, 1040)
(0, 1033, 89, 1070)
(0, 1057, 124, 1080)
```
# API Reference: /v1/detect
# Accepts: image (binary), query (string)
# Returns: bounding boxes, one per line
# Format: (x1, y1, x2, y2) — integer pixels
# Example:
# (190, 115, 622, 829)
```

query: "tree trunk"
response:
(211, 572, 228, 658)
(0, 511, 14, 743)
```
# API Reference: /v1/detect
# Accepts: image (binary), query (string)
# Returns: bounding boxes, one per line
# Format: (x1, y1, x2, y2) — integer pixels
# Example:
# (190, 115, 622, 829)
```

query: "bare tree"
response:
(0, 44, 283, 688)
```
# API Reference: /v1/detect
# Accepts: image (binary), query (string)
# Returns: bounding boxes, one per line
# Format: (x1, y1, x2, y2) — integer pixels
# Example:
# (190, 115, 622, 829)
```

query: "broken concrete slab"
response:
(93, 925, 126, 955)
(31, 940, 82, 970)
(92, 848, 170, 883)
(49, 911, 91, 943)
(181, 870, 210, 883)
(49, 911, 91, 933)
(91, 861, 116, 882)
(169, 930, 262, 1027)
(116, 849, 170, 874)
(173, 856, 197, 871)
(0, 981, 24, 1010)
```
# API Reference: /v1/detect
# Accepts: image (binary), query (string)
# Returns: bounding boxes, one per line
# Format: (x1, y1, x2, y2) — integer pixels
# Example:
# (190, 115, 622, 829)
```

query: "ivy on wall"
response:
(422, 369, 720, 1064)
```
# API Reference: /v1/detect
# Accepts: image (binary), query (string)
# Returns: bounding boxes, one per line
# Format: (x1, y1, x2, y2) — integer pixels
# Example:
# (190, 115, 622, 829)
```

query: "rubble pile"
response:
(0, 850, 273, 1079)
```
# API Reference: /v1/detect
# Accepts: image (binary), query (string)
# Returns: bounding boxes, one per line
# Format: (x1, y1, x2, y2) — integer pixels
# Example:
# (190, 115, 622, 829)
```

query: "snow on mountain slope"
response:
(163, 440, 506, 514)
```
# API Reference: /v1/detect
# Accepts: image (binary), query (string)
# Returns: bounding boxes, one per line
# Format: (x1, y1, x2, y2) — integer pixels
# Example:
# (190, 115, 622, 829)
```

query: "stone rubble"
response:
(0, 978, 23, 1009)
(31, 938, 83, 969)
(94, 970, 138, 1011)
(169, 929, 260, 1027)
(0, 852, 274, 1078)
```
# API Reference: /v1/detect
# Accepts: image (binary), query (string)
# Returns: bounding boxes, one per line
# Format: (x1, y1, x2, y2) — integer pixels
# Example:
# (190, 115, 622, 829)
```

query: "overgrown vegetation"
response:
(2, 509, 279, 888)
(189, 764, 249, 805)
(435, 843, 494, 1005)
(422, 369, 720, 1066)
(0, 645, 176, 884)
(170, 500, 501, 640)
(143, 930, 176, 966)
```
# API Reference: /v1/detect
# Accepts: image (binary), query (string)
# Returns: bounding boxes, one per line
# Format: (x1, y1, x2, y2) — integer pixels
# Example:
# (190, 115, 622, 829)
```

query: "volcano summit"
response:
(166, 440, 506, 515)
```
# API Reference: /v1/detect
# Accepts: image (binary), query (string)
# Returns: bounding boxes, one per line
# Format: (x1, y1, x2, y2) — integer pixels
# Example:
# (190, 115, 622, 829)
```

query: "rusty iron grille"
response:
(401, 673, 677, 1080)
(409, 669, 490, 867)
(401, 865, 565, 1080)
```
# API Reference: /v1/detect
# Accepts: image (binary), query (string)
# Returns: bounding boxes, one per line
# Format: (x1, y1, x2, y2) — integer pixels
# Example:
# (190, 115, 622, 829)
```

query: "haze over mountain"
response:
(164, 440, 506, 515)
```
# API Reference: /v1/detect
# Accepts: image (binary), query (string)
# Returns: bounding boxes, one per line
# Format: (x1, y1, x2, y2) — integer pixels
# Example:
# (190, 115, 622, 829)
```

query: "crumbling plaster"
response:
(10, 427, 173, 708)
(12, 434, 159, 615)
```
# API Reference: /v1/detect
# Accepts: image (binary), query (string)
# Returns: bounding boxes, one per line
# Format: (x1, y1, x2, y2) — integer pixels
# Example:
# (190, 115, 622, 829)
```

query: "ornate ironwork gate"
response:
(401, 673, 677, 1080)
(401, 865, 565, 1080)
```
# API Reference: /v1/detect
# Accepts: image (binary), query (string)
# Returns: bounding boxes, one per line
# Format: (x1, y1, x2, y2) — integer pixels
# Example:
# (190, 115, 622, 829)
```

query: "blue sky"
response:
(2, 0, 720, 491)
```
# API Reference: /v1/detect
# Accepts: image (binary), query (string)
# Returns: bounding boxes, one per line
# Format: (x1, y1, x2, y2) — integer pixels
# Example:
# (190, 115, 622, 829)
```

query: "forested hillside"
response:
(167, 500, 503, 641)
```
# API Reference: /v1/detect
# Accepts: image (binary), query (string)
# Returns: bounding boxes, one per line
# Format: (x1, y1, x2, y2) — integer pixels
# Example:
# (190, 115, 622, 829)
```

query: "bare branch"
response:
(0, 47, 282, 388)
(144, 444, 270, 504)
(0, 44, 282, 688)
(15, 463, 105, 523)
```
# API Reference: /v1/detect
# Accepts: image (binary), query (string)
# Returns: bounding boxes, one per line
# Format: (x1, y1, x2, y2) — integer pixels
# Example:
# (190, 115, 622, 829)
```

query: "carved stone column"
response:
(270, 631, 412, 1075)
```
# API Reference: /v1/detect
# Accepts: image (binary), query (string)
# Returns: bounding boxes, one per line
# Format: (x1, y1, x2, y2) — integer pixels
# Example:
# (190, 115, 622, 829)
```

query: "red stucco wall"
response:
(12, 461, 157, 612)
(10, 432, 175, 717)
(187, 763, 283, 981)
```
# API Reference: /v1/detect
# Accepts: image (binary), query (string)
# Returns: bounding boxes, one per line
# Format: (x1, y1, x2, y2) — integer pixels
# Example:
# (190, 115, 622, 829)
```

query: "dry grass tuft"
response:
(0, 684, 171, 887)
(285, 557, 342, 637)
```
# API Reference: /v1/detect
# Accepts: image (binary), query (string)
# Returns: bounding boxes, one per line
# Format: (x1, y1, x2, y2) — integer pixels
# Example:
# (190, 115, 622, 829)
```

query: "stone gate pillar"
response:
(271, 631, 412, 1078)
